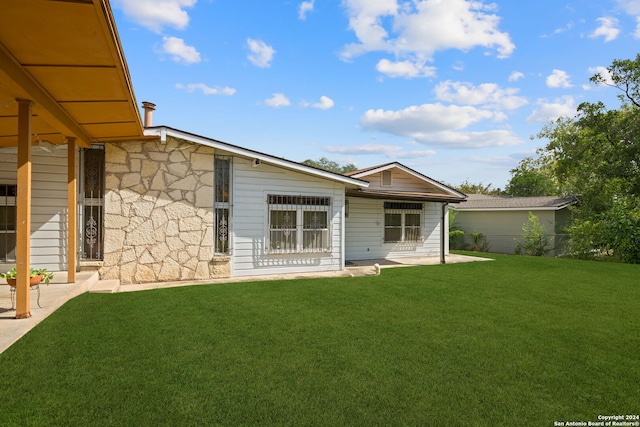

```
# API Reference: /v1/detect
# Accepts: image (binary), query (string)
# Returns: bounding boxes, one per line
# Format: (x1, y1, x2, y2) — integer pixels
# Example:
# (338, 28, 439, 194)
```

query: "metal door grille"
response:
(80, 147, 105, 260)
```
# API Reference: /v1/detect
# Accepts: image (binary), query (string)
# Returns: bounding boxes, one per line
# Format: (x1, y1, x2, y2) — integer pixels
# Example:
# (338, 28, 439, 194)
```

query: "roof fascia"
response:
(94, 0, 144, 135)
(144, 127, 369, 188)
(452, 206, 566, 212)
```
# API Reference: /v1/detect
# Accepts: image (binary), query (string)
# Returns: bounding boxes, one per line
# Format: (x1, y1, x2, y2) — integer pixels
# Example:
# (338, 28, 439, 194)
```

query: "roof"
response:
(346, 189, 468, 203)
(143, 126, 370, 189)
(346, 162, 467, 202)
(453, 194, 579, 211)
(0, 0, 144, 148)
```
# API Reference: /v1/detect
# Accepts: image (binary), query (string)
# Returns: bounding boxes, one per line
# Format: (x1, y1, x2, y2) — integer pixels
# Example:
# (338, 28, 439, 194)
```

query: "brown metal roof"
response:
(0, 0, 144, 148)
(453, 194, 578, 210)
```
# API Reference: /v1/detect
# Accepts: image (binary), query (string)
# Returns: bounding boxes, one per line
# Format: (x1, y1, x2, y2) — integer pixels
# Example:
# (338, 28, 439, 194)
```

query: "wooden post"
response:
(15, 99, 33, 319)
(67, 137, 77, 283)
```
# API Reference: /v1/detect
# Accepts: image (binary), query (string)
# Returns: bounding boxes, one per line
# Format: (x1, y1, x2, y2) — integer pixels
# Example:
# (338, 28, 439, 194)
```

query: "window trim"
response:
(383, 201, 423, 243)
(266, 194, 332, 254)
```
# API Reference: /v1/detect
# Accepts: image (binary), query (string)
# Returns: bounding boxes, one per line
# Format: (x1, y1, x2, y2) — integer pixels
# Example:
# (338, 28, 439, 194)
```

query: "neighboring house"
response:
(451, 194, 578, 256)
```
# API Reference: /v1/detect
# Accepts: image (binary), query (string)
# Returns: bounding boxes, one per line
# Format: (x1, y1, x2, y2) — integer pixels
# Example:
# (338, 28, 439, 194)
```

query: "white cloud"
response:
(542, 22, 575, 39)
(176, 83, 235, 96)
(617, 0, 640, 14)
(589, 17, 620, 42)
(247, 38, 276, 68)
(546, 69, 572, 88)
(265, 93, 291, 108)
(434, 80, 528, 110)
(411, 130, 523, 149)
(113, 0, 196, 33)
(362, 103, 497, 134)
(312, 96, 335, 110)
(324, 144, 436, 158)
(508, 71, 524, 82)
(161, 36, 201, 64)
(359, 103, 520, 149)
(376, 59, 436, 78)
(527, 96, 577, 122)
(340, 0, 514, 61)
(299, 0, 315, 20)
(588, 66, 614, 85)
(616, 1, 640, 37)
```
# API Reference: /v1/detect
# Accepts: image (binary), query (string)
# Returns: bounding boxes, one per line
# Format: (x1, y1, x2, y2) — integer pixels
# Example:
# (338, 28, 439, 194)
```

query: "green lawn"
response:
(1, 254, 638, 426)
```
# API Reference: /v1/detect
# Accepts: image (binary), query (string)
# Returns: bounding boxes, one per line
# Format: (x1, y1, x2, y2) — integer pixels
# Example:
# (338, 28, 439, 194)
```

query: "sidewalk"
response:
(0, 254, 491, 353)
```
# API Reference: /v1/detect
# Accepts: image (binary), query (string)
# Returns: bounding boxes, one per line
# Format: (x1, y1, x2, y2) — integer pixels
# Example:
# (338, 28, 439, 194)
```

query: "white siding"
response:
(0, 146, 70, 271)
(364, 169, 441, 192)
(231, 157, 346, 277)
(345, 197, 443, 261)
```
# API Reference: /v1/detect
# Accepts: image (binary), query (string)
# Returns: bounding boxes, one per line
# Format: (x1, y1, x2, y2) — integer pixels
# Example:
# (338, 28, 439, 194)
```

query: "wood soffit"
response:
(0, 0, 144, 148)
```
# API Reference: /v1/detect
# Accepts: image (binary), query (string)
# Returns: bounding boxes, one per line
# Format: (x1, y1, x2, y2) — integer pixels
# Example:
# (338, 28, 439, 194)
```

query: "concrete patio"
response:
(0, 254, 491, 353)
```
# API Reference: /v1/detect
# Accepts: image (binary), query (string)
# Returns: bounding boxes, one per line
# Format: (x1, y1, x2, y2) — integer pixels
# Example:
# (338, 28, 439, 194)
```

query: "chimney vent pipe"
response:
(142, 101, 156, 127)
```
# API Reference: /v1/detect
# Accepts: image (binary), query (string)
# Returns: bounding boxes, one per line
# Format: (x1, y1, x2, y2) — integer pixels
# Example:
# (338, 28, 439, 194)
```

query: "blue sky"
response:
(112, 0, 640, 189)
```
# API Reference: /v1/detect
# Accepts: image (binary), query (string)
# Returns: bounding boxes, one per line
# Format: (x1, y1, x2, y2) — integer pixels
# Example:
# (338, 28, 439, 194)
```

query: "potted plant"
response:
(0, 268, 54, 287)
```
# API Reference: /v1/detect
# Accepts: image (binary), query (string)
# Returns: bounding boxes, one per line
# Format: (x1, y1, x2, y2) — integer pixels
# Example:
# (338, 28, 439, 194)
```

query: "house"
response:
(0, 0, 465, 319)
(344, 163, 467, 262)
(451, 194, 578, 255)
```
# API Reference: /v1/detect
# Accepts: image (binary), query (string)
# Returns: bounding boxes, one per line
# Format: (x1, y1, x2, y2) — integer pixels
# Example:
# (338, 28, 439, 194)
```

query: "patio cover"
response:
(0, 0, 144, 318)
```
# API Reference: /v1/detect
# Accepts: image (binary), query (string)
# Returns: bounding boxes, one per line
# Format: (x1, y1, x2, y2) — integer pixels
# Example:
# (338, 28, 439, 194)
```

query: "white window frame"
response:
(266, 195, 332, 254)
(384, 202, 423, 243)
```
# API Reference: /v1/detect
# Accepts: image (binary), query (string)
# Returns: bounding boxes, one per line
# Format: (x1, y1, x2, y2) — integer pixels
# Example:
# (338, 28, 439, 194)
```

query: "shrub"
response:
(515, 212, 552, 256)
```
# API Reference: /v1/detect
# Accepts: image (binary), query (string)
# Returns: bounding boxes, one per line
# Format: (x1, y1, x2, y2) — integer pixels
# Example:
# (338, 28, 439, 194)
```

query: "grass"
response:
(1, 253, 638, 426)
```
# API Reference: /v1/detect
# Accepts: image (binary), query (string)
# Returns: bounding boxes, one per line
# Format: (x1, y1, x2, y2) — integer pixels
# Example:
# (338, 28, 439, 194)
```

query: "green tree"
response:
(536, 54, 640, 263)
(504, 157, 557, 196)
(454, 179, 501, 195)
(302, 157, 358, 174)
(515, 212, 552, 256)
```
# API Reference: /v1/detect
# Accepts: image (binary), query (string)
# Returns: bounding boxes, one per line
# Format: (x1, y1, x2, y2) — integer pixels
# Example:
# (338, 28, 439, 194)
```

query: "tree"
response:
(535, 54, 640, 263)
(503, 157, 557, 196)
(454, 179, 501, 195)
(302, 157, 358, 174)
(514, 212, 552, 256)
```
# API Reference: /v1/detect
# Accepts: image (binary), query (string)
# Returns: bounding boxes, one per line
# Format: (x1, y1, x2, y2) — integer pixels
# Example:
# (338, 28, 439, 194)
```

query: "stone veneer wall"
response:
(100, 138, 228, 284)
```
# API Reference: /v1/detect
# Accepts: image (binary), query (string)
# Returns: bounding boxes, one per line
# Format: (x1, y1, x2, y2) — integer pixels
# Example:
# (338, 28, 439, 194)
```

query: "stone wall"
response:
(100, 137, 229, 284)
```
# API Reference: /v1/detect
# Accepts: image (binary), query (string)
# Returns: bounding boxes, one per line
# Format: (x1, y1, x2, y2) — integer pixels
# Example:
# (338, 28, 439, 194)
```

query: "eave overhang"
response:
(347, 188, 466, 203)
(0, 0, 144, 148)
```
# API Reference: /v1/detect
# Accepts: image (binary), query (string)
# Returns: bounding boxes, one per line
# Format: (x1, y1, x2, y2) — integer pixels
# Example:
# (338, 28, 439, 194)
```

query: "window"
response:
(80, 147, 105, 260)
(0, 184, 17, 262)
(267, 195, 331, 253)
(214, 156, 231, 255)
(384, 202, 423, 243)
